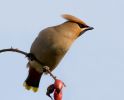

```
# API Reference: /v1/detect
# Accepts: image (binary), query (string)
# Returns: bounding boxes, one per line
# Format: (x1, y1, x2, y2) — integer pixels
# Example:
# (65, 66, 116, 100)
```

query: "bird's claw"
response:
(43, 66, 50, 71)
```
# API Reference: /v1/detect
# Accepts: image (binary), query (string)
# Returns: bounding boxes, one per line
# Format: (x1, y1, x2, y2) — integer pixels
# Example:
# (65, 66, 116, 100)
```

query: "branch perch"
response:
(0, 48, 28, 56)
(43, 66, 56, 81)
(0, 47, 56, 80)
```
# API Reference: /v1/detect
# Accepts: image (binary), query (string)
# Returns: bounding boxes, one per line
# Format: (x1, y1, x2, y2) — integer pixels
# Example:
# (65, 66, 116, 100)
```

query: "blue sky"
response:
(0, 0, 124, 100)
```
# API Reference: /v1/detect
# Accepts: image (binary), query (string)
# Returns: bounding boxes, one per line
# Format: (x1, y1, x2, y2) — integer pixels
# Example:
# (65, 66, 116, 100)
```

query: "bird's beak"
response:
(86, 26, 94, 31)
(79, 26, 94, 37)
(81, 26, 94, 32)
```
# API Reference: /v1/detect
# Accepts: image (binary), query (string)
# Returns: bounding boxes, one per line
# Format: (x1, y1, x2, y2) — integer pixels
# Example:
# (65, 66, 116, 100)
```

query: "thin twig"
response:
(43, 66, 56, 81)
(0, 47, 57, 81)
(0, 48, 28, 56)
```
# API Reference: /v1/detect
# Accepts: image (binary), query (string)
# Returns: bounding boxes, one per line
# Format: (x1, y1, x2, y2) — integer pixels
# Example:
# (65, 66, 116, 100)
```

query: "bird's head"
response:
(62, 14, 94, 37)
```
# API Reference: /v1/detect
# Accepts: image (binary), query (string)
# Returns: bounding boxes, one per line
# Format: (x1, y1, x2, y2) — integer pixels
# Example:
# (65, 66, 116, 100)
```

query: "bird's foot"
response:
(43, 66, 50, 72)
(43, 66, 56, 80)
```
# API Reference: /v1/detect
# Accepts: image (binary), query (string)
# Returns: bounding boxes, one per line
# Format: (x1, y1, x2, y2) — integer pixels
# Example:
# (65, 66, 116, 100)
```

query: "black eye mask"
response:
(77, 23, 89, 28)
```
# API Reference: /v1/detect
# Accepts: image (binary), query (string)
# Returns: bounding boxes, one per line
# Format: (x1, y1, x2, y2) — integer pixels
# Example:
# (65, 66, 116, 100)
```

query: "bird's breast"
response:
(30, 27, 75, 71)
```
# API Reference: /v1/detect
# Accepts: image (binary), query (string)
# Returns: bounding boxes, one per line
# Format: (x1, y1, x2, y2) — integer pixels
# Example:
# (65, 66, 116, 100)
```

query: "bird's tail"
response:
(23, 67, 43, 92)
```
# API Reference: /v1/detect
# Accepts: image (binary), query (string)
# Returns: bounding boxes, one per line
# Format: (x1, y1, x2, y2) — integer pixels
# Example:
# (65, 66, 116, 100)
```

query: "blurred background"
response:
(0, 0, 124, 100)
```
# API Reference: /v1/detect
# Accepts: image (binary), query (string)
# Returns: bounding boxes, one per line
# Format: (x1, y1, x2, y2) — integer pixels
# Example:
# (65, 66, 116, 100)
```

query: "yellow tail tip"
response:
(23, 82, 32, 90)
(23, 82, 38, 92)
(32, 87, 38, 92)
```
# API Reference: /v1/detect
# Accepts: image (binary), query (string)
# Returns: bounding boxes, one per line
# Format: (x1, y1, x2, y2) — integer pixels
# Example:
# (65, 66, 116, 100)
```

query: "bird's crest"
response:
(62, 14, 87, 26)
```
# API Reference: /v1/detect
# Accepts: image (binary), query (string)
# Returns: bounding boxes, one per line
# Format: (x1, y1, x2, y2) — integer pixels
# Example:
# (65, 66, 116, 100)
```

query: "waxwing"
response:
(23, 14, 94, 92)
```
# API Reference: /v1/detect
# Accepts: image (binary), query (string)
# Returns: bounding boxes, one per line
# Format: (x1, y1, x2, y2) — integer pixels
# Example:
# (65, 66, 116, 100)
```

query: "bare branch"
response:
(43, 66, 56, 81)
(0, 47, 57, 81)
(0, 48, 28, 56)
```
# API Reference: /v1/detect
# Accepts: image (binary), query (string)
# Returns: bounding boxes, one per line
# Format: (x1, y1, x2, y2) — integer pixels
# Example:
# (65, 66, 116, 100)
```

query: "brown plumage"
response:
(23, 14, 93, 92)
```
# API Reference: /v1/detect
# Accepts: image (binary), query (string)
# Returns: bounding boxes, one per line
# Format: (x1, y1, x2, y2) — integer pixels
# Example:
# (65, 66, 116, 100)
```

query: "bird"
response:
(23, 14, 94, 92)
